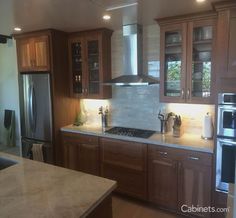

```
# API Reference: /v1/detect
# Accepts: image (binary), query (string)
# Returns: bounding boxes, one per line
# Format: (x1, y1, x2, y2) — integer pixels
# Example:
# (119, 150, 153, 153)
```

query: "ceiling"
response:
(0, 0, 224, 35)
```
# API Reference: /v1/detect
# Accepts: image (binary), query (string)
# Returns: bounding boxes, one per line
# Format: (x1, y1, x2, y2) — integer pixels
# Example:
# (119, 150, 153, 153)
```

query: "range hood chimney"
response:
(104, 24, 159, 86)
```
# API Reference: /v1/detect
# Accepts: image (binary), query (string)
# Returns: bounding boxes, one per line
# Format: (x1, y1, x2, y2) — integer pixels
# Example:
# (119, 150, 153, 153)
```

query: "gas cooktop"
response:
(105, 127, 156, 139)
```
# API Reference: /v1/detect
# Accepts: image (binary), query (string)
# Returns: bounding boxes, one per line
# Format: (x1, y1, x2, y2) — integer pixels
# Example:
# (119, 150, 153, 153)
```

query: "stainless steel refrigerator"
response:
(19, 73, 53, 162)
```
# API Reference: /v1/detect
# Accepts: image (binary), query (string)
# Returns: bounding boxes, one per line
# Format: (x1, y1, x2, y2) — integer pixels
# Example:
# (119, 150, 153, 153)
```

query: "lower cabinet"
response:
(148, 147, 178, 211)
(100, 138, 147, 200)
(61, 131, 213, 218)
(62, 132, 100, 176)
(148, 144, 212, 218)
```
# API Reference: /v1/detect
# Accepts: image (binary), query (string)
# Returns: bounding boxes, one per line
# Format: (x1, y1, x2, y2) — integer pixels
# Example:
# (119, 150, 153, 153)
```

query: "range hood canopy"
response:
(104, 24, 159, 86)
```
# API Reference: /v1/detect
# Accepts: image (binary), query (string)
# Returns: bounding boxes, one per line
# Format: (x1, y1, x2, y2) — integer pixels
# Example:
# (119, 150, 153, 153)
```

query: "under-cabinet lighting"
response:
(196, 0, 206, 3)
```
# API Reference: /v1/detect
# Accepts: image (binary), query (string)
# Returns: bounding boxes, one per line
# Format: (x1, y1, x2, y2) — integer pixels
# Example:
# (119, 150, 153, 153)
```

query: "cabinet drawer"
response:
(102, 163, 147, 200)
(100, 138, 146, 171)
(148, 144, 178, 160)
(62, 132, 99, 145)
(179, 150, 212, 166)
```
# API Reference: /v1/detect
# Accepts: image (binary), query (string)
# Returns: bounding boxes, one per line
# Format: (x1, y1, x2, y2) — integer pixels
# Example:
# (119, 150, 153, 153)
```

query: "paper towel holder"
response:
(201, 112, 214, 140)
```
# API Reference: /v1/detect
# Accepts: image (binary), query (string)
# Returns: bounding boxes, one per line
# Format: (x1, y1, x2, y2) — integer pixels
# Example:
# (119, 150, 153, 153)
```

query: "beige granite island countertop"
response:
(0, 152, 116, 218)
(61, 124, 214, 153)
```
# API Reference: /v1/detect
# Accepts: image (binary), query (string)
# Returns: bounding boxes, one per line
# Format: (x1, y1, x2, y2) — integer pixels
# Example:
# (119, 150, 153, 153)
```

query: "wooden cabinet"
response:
(213, 2, 236, 92)
(148, 144, 212, 218)
(157, 13, 217, 104)
(148, 145, 178, 211)
(100, 138, 147, 200)
(62, 132, 100, 176)
(16, 35, 50, 72)
(178, 151, 212, 218)
(68, 29, 113, 99)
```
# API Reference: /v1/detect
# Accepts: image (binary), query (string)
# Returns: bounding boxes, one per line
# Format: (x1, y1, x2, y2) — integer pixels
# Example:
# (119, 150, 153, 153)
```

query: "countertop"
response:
(61, 125, 214, 153)
(0, 152, 117, 218)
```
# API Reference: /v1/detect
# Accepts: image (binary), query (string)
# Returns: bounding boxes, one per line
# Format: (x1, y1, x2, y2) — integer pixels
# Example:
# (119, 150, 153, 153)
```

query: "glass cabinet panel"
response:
(87, 40, 100, 95)
(71, 42, 83, 94)
(164, 31, 182, 97)
(191, 26, 213, 98)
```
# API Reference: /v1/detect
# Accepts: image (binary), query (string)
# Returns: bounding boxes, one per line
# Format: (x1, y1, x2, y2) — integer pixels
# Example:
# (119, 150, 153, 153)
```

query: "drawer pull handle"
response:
(188, 156, 199, 161)
(159, 151, 168, 156)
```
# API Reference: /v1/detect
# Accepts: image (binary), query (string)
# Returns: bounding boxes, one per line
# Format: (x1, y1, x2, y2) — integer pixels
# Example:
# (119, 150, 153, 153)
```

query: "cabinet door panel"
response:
(160, 23, 187, 103)
(33, 36, 50, 71)
(63, 138, 79, 170)
(78, 143, 100, 176)
(186, 19, 216, 104)
(148, 157, 178, 210)
(178, 161, 212, 218)
(17, 39, 32, 72)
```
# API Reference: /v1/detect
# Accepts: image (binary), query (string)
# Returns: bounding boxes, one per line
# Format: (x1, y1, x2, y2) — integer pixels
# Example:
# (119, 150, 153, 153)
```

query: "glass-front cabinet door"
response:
(187, 19, 216, 103)
(69, 38, 84, 97)
(160, 24, 187, 103)
(86, 38, 100, 96)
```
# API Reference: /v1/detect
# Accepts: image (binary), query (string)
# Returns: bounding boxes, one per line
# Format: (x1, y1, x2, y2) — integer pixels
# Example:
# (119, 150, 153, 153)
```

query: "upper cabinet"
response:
(68, 29, 113, 99)
(157, 13, 217, 104)
(16, 35, 50, 72)
(213, 1, 236, 92)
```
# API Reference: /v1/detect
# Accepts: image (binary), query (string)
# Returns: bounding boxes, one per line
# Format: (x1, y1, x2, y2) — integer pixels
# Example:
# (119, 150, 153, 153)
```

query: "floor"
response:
(112, 195, 184, 218)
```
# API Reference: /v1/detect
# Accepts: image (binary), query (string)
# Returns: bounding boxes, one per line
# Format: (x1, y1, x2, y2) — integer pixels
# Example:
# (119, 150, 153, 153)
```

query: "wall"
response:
(0, 39, 21, 155)
(82, 24, 215, 136)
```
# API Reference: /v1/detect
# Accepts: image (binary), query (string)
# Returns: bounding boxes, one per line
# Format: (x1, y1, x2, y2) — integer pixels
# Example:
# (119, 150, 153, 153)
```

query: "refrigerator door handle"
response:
(32, 85, 37, 132)
(29, 84, 36, 133)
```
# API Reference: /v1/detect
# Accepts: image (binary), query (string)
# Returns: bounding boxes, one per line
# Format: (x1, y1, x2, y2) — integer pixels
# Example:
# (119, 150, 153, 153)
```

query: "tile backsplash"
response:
(81, 24, 215, 136)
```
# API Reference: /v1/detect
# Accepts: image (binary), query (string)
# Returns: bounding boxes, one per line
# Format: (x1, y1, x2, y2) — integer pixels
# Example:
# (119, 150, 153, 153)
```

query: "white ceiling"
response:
(0, 0, 224, 35)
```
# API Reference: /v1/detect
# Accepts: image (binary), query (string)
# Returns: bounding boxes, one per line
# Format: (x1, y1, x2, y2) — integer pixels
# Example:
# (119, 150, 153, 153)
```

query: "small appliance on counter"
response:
(201, 112, 213, 140)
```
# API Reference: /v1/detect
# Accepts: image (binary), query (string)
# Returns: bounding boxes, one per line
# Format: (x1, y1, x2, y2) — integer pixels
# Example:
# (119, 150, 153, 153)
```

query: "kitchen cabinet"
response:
(16, 35, 50, 72)
(68, 29, 113, 99)
(148, 144, 212, 218)
(62, 132, 100, 176)
(100, 138, 147, 200)
(213, 2, 236, 92)
(148, 145, 178, 211)
(14, 30, 80, 166)
(157, 12, 217, 104)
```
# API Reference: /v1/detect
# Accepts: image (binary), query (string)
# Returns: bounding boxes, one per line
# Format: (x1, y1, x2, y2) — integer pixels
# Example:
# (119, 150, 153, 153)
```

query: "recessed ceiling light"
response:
(103, 15, 111, 20)
(14, 27, 22, 31)
(196, 0, 206, 3)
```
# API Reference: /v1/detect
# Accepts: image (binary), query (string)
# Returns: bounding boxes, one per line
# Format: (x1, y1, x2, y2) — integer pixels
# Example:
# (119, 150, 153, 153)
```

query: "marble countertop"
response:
(61, 125, 214, 153)
(0, 152, 116, 218)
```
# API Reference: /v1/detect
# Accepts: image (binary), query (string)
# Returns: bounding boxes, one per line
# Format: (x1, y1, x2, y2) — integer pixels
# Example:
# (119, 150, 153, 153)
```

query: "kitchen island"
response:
(0, 152, 116, 218)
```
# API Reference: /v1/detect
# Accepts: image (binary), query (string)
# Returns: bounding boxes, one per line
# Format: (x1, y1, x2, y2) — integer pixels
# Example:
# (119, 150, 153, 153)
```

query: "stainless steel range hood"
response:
(104, 24, 159, 86)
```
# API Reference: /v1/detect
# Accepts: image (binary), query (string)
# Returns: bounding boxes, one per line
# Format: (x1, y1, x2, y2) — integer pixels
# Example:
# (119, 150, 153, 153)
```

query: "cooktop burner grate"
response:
(105, 127, 155, 139)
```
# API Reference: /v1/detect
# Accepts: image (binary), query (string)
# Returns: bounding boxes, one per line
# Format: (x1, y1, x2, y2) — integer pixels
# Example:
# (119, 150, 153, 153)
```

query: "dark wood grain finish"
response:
(68, 28, 112, 99)
(148, 145, 178, 211)
(157, 12, 216, 104)
(62, 132, 100, 176)
(100, 138, 147, 200)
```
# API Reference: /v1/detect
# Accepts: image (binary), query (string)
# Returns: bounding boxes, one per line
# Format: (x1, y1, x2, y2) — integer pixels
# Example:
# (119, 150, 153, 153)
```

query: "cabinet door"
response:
(178, 161, 212, 218)
(17, 38, 33, 72)
(78, 143, 100, 176)
(148, 156, 178, 210)
(160, 23, 187, 103)
(33, 36, 50, 71)
(85, 35, 101, 98)
(187, 19, 216, 104)
(68, 37, 86, 97)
